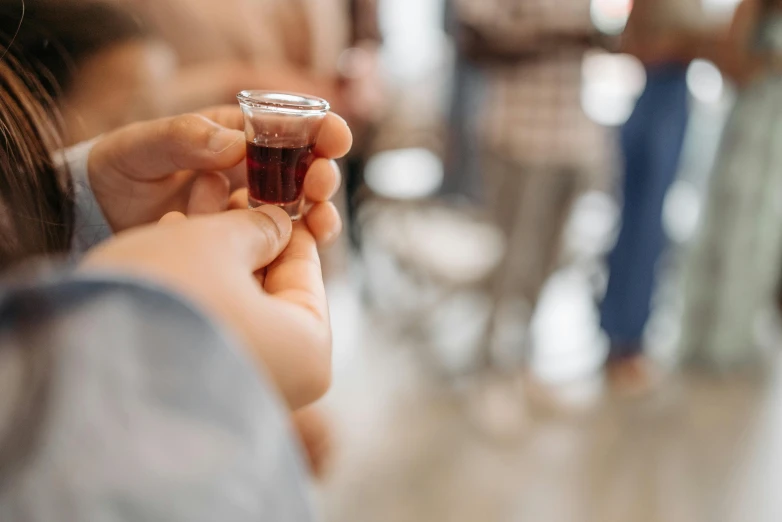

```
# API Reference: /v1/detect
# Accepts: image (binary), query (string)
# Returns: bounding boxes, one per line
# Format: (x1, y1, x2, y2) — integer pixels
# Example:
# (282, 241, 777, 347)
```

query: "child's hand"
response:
(87, 106, 351, 245)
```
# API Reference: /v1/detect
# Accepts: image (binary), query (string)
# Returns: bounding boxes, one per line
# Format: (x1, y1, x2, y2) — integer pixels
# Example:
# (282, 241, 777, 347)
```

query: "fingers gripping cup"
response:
(237, 91, 330, 220)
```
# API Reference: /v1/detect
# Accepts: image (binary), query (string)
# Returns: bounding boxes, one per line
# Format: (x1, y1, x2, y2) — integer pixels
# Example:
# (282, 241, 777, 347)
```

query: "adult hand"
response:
(82, 207, 332, 409)
(87, 106, 351, 245)
(291, 405, 334, 479)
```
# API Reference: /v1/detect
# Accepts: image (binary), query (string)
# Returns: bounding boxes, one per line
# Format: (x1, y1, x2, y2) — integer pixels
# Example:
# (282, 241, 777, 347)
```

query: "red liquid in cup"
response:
(246, 141, 316, 205)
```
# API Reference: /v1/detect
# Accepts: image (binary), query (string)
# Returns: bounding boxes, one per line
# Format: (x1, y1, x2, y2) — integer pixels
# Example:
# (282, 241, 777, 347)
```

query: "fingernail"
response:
(322, 229, 339, 246)
(322, 222, 343, 246)
(208, 129, 243, 153)
(253, 205, 292, 238)
(329, 159, 342, 196)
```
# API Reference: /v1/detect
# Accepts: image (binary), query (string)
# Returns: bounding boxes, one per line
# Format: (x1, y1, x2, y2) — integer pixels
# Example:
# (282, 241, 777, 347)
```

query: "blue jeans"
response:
(441, 56, 487, 203)
(600, 64, 690, 359)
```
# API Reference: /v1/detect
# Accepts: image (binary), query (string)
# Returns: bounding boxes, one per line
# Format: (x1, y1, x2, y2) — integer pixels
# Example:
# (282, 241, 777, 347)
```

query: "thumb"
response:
(202, 206, 293, 271)
(159, 211, 188, 226)
(90, 113, 245, 182)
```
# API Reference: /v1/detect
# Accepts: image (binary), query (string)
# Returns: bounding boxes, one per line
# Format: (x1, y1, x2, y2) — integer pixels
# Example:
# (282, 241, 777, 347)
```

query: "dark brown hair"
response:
(0, 2, 80, 484)
(0, 50, 73, 268)
(0, 0, 144, 267)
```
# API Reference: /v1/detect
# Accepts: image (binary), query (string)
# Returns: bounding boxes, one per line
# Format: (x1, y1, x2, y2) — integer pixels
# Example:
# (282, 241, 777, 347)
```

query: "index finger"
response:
(314, 113, 352, 159)
(199, 106, 353, 159)
(199, 105, 244, 130)
(263, 222, 328, 324)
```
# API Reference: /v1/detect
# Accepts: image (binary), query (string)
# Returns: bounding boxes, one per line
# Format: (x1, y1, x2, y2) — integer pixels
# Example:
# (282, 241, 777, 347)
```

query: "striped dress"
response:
(679, 7, 782, 370)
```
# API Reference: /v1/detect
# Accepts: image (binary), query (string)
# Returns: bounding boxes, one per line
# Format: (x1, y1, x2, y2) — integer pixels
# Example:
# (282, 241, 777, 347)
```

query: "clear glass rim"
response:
(237, 90, 330, 115)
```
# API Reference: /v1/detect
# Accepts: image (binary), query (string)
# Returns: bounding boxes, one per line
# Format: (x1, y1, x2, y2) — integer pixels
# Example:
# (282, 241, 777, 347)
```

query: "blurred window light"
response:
(703, 0, 744, 16)
(663, 180, 702, 244)
(687, 59, 724, 105)
(590, 0, 633, 35)
(379, 0, 447, 82)
(565, 190, 619, 259)
(365, 148, 444, 200)
(581, 51, 646, 126)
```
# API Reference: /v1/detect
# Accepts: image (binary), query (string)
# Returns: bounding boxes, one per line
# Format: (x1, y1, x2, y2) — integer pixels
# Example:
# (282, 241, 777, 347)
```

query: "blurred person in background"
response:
(123, 0, 385, 128)
(340, 0, 385, 246)
(679, 0, 782, 372)
(112, 0, 340, 110)
(599, 0, 704, 392)
(458, 0, 612, 362)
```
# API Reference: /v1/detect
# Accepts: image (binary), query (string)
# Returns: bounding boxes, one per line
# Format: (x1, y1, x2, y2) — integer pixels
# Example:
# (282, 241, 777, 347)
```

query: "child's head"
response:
(0, 0, 176, 143)
(0, 0, 154, 267)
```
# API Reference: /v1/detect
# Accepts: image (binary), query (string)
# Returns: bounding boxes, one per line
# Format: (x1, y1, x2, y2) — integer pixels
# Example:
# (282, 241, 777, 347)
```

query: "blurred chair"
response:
(358, 148, 507, 376)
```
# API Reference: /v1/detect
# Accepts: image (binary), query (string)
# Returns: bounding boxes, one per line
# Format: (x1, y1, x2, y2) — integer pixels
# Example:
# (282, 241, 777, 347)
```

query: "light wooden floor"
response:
(319, 280, 782, 522)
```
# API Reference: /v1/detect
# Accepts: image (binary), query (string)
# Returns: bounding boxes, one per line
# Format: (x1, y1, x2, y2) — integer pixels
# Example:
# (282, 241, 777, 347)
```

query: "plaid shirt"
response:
(482, 49, 611, 174)
(455, 0, 593, 44)
(462, 0, 611, 174)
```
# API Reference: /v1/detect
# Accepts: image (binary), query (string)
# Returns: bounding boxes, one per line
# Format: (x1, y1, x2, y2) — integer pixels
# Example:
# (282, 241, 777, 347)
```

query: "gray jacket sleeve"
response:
(57, 140, 113, 257)
(0, 276, 315, 522)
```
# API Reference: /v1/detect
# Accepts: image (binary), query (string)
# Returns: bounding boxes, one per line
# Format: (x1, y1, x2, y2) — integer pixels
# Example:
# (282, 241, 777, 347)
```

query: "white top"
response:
(632, 0, 718, 31)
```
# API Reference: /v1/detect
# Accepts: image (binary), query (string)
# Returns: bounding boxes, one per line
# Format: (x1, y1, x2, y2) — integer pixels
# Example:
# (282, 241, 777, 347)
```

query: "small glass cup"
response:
(237, 90, 330, 220)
